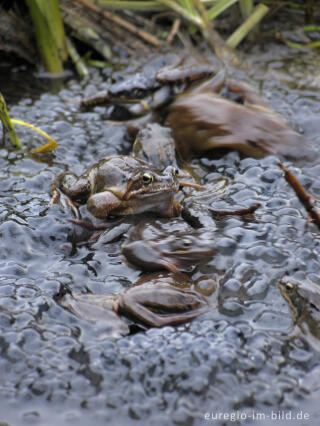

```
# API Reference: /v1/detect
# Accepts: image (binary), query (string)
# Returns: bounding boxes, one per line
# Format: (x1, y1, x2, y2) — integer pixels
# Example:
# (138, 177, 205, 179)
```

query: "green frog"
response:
(169, 69, 305, 159)
(59, 271, 217, 336)
(121, 219, 216, 273)
(278, 275, 320, 349)
(51, 155, 181, 220)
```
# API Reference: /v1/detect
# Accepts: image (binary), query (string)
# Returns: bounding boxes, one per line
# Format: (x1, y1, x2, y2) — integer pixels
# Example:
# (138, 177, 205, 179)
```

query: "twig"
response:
(279, 163, 320, 230)
(167, 18, 181, 44)
(62, 5, 112, 60)
(208, 203, 261, 217)
(61, 0, 137, 55)
(71, 0, 162, 47)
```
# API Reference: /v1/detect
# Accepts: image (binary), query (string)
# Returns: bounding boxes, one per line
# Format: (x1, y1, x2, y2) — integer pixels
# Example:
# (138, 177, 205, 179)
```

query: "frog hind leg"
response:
(119, 287, 209, 327)
(226, 79, 270, 108)
(206, 134, 271, 158)
(120, 299, 209, 327)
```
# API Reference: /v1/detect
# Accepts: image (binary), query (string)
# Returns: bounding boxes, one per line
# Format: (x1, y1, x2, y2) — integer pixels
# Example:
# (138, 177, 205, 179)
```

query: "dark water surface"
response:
(1, 45, 320, 425)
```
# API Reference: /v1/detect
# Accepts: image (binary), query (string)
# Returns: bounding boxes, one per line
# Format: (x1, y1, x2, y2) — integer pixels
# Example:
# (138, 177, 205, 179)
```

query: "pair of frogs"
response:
(55, 150, 218, 335)
(55, 62, 315, 338)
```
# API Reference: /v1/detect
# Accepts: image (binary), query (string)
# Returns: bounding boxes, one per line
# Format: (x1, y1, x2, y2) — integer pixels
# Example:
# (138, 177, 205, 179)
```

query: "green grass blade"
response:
(26, 0, 67, 73)
(285, 40, 320, 49)
(156, 0, 204, 27)
(95, 1, 164, 10)
(66, 37, 89, 78)
(239, 0, 253, 19)
(207, 0, 239, 20)
(304, 25, 320, 32)
(0, 92, 22, 148)
(227, 3, 269, 48)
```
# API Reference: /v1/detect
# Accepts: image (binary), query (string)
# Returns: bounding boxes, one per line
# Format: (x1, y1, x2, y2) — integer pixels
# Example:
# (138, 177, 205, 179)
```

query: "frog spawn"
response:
(55, 62, 308, 337)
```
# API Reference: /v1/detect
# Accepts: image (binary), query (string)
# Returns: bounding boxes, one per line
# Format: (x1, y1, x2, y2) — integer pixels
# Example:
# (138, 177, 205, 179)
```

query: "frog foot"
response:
(49, 188, 80, 219)
(179, 181, 205, 190)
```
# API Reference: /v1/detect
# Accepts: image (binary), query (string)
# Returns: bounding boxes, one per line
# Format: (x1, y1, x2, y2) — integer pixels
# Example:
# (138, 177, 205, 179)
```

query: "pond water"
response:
(0, 43, 320, 425)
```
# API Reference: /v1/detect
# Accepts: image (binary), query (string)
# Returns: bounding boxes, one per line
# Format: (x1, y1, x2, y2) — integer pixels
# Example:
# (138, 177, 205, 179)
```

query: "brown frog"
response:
(131, 122, 204, 191)
(278, 275, 320, 348)
(132, 123, 178, 171)
(51, 155, 181, 220)
(80, 56, 217, 118)
(121, 219, 216, 273)
(169, 69, 305, 159)
(59, 271, 217, 336)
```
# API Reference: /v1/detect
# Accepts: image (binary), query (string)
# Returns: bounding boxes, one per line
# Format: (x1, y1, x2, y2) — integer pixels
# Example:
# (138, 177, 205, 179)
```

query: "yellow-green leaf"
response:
(11, 119, 58, 153)
(31, 140, 59, 154)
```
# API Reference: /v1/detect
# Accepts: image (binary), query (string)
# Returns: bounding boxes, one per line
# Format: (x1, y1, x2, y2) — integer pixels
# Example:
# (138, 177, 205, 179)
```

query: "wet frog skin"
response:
(132, 123, 178, 170)
(169, 70, 305, 159)
(132, 122, 204, 190)
(59, 271, 217, 335)
(121, 219, 216, 273)
(80, 56, 217, 117)
(278, 275, 320, 347)
(53, 155, 181, 220)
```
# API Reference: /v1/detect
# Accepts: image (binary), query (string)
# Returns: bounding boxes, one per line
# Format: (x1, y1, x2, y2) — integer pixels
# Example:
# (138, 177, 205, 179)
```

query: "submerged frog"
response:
(59, 271, 217, 336)
(169, 69, 305, 159)
(278, 275, 320, 348)
(132, 123, 178, 170)
(51, 155, 181, 220)
(121, 219, 216, 273)
(132, 122, 204, 191)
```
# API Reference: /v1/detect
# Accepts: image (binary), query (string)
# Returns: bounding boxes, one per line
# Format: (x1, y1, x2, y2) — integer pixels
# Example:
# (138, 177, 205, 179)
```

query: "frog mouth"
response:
(128, 183, 179, 198)
(161, 248, 215, 259)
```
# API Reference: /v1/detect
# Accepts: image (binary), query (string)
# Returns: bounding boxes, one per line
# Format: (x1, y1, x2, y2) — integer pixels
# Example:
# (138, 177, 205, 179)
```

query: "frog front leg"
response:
(87, 191, 122, 219)
(192, 68, 226, 95)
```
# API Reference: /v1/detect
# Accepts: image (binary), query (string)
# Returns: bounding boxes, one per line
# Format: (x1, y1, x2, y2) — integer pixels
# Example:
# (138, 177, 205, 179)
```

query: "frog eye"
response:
(181, 238, 192, 248)
(142, 173, 154, 184)
(172, 167, 179, 176)
(285, 282, 294, 292)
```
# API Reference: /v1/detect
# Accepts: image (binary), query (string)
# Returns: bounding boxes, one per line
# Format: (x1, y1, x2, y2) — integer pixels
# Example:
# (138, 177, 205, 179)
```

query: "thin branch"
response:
(71, 0, 162, 47)
(279, 163, 320, 230)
